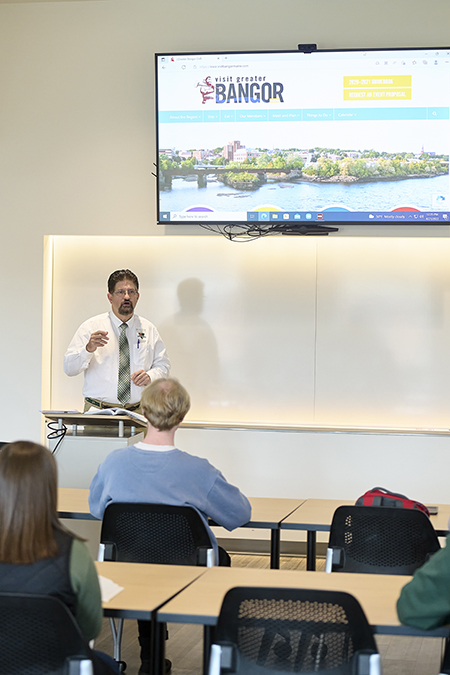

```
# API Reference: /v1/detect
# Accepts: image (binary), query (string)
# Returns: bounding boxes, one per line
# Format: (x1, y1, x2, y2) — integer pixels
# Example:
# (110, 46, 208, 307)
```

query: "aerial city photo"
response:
(159, 138, 449, 215)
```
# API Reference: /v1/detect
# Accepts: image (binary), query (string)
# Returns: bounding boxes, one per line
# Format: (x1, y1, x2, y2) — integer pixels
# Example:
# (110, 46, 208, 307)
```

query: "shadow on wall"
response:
(159, 278, 220, 412)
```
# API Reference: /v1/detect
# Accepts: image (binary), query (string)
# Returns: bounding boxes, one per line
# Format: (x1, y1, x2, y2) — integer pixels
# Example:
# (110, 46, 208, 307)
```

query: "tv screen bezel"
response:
(155, 46, 450, 232)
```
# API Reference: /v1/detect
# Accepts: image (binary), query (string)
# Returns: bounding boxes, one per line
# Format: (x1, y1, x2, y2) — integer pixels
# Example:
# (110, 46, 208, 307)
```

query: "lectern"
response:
(43, 412, 146, 488)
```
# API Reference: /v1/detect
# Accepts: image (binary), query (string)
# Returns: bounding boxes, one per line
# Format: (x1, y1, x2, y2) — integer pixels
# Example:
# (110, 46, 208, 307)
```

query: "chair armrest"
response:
(208, 644, 236, 675)
(68, 658, 94, 675)
(97, 543, 105, 562)
(98, 542, 115, 562)
(197, 547, 216, 567)
(325, 547, 345, 573)
(208, 644, 222, 675)
(357, 651, 381, 675)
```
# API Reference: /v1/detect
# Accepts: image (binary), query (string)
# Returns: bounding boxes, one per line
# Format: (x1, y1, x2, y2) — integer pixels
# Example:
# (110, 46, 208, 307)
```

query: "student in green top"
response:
(397, 537, 450, 630)
(0, 440, 119, 674)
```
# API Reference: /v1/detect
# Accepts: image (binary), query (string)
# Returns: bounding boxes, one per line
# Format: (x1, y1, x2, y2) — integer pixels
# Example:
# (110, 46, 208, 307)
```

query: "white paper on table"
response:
(98, 575, 124, 602)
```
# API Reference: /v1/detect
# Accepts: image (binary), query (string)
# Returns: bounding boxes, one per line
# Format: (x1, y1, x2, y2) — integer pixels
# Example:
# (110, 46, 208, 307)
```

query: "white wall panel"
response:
(315, 238, 450, 426)
(177, 427, 450, 504)
(51, 235, 317, 423)
(52, 235, 450, 430)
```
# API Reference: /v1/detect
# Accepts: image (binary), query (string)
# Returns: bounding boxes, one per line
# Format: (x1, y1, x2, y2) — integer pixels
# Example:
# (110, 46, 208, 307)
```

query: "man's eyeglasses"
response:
(114, 289, 138, 297)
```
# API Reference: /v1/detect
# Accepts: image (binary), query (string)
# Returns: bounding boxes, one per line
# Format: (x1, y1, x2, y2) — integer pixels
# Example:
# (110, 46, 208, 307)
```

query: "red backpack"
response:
(355, 487, 430, 517)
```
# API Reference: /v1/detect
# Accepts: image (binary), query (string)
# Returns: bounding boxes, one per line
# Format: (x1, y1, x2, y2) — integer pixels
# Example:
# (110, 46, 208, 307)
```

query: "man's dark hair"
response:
(107, 270, 139, 294)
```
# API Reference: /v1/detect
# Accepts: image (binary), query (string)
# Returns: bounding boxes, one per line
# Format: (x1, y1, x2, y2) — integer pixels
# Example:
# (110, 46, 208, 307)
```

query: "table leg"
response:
(306, 531, 316, 571)
(270, 529, 280, 569)
(151, 616, 166, 675)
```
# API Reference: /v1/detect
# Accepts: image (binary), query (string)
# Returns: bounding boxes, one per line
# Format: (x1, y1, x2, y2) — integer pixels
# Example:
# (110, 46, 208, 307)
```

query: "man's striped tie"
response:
(118, 322, 131, 404)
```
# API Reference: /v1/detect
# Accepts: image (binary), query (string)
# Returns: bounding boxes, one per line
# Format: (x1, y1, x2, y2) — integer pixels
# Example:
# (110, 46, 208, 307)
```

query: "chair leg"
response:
(109, 617, 124, 662)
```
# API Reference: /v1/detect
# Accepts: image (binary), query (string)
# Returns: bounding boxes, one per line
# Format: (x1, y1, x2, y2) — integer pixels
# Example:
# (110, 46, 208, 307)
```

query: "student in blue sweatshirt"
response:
(89, 377, 251, 674)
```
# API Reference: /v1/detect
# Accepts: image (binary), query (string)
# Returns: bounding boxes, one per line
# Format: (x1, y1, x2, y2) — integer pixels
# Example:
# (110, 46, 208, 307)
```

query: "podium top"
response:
(42, 412, 147, 428)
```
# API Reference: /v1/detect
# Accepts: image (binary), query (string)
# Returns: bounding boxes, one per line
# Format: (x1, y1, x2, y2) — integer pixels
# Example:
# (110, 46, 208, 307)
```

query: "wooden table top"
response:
(58, 489, 449, 538)
(281, 498, 450, 535)
(430, 504, 450, 534)
(57, 489, 305, 529)
(95, 561, 205, 619)
(240, 497, 305, 528)
(157, 565, 448, 636)
(281, 499, 355, 531)
(57, 487, 95, 520)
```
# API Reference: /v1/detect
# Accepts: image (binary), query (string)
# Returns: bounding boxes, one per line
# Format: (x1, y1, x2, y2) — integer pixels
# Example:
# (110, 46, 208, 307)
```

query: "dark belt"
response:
(85, 396, 141, 412)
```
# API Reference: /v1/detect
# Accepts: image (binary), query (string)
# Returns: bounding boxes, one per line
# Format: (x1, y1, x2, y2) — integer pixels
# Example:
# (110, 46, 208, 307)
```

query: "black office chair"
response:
(98, 502, 215, 669)
(208, 587, 381, 675)
(0, 592, 96, 675)
(325, 505, 440, 575)
(99, 502, 215, 566)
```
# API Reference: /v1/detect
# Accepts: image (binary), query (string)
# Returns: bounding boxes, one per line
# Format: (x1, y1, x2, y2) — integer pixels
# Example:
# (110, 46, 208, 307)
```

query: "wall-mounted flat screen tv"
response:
(156, 47, 450, 228)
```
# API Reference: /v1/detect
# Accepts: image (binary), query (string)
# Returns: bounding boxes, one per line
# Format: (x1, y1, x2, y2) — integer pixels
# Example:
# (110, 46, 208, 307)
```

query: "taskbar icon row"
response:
(248, 211, 450, 223)
(248, 212, 319, 222)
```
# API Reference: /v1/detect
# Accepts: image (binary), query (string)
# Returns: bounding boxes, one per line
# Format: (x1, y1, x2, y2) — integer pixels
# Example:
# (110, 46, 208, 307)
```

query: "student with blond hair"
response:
(89, 378, 251, 674)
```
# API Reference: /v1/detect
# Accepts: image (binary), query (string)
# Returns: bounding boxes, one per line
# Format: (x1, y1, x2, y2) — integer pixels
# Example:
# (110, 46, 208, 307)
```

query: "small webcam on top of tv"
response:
(298, 44, 318, 53)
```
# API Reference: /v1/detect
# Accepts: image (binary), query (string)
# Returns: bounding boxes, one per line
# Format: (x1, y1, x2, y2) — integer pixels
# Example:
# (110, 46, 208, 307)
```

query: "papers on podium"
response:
(84, 407, 147, 426)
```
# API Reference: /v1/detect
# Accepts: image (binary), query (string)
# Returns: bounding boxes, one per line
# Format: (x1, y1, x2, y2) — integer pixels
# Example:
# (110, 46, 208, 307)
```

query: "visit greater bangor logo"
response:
(196, 75, 285, 105)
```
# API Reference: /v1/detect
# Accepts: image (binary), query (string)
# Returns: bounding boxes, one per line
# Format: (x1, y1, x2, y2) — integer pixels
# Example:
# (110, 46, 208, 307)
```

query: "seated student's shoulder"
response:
(97, 445, 136, 470)
(176, 449, 219, 472)
(397, 538, 450, 631)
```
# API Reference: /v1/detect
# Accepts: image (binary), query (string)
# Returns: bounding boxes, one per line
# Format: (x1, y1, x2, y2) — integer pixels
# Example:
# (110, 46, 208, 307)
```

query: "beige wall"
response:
(2, 0, 450, 444)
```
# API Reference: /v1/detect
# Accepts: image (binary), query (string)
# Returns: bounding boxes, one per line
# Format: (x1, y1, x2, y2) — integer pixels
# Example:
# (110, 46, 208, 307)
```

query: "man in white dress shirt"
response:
(64, 269, 170, 411)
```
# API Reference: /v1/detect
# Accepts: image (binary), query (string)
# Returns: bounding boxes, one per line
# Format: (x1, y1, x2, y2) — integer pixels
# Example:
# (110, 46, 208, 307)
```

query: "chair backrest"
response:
(208, 586, 380, 675)
(326, 505, 440, 574)
(0, 592, 94, 675)
(99, 502, 215, 566)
